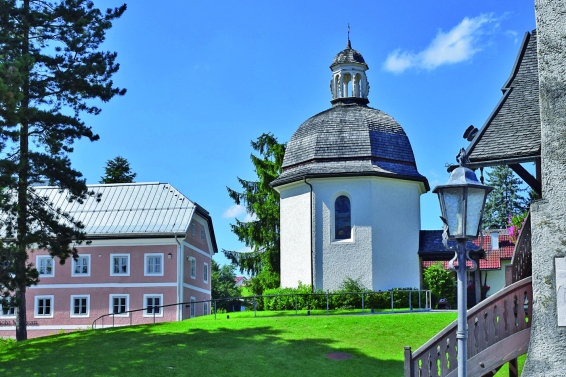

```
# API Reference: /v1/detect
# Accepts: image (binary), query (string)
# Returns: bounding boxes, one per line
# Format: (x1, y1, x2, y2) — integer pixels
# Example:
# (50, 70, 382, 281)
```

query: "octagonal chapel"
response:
(272, 39, 429, 291)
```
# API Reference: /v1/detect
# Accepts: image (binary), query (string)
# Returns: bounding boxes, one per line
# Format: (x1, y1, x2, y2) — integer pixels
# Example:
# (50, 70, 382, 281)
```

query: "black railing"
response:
(91, 289, 431, 330)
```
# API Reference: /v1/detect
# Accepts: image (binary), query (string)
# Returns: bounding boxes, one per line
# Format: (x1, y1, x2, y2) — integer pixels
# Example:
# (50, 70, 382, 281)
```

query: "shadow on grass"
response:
(0, 321, 403, 377)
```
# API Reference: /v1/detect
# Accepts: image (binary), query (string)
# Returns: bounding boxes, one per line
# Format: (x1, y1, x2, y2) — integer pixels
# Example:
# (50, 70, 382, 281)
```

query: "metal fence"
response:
(92, 289, 431, 330)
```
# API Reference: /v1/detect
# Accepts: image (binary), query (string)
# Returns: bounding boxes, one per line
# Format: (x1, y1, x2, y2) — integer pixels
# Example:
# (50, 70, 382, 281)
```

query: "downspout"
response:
(175, 234, 183, 321)
(304, 177, 314, 292)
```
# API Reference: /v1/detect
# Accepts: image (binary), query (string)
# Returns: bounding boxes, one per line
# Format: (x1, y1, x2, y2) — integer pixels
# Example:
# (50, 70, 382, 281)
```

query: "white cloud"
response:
(222, 204, 258, 223)
(222, 204, 246, 218)
(243, 212, 258, 223)
(236, 246, 254, 253)
(384, 14, 498, 73)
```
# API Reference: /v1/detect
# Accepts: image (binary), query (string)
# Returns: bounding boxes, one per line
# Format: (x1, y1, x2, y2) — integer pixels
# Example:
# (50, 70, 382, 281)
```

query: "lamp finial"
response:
(456, 148, 469, 167)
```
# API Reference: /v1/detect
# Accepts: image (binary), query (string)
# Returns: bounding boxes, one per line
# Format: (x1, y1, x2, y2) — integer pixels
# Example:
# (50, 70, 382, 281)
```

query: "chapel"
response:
(272, 38, 429, 291)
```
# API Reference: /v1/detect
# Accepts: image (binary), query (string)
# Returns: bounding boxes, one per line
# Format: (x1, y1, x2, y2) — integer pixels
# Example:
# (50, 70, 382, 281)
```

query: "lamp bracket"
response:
(447, 244, 477, 272)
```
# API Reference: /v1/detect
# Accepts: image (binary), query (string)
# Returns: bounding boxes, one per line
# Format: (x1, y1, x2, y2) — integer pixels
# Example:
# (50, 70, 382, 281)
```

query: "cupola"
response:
(330, 38, 370, 105)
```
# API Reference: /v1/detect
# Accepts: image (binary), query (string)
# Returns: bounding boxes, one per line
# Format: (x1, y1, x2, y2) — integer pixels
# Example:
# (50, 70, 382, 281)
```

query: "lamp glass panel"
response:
(442, 187, 464, 237)
(465, 187, 487, 237)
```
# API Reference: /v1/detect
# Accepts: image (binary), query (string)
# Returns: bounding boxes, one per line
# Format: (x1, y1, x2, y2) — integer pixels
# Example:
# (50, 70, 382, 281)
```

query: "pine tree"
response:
(482, 165, 529, 229)
(100, 156, 136, 183)
(223, 133, 285, 295)
(0, 0, 126, 340)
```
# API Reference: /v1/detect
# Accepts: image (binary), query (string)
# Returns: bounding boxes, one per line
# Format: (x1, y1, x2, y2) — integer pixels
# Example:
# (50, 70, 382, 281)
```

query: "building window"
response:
(37, 256, 54, 277)
(110, 295, 129, 316)
(35, 295, 54, 318)
(191, 223, 195, 236)
(72, 255, 90, 277)
(335, 195, 351, 240)
(203, 262, 208, 283)
(110, 254, 130, 276)
(144, 294, 163, 317)
(190, 297, 196, 318)
(189, 257, 196, 279)
(70, 295, 90, 317)
(144, 253, 163, 276)
(203, 301, 209, 316)
(0, 299, 15, 317)
(200, 229, 205, 241)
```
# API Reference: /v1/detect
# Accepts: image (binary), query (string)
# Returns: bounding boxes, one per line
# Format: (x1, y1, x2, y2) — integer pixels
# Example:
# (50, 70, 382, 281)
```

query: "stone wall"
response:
(522, 1, 566, 375)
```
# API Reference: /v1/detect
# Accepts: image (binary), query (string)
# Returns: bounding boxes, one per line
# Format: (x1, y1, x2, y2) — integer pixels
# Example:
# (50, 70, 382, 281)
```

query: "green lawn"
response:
(0, 312, 524, 377)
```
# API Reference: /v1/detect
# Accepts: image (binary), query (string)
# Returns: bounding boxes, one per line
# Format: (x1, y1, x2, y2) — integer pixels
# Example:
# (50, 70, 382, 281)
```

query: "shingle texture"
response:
(331, 45, 368, 68)
(272, 102, 428, 188)
(31, 182, 197, 237)
(467, 30, 540, 166)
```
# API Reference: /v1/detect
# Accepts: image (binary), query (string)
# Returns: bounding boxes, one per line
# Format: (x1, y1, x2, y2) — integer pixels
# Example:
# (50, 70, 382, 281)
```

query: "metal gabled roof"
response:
(32, 182, 196, 237)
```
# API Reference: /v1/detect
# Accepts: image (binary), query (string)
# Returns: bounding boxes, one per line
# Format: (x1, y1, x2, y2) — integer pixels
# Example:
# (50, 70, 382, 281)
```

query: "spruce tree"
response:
(482, 165, 529, 229)
(0, 0, 126, 340)
(100, 156, 136, 183)
(223, 133, 285, 295)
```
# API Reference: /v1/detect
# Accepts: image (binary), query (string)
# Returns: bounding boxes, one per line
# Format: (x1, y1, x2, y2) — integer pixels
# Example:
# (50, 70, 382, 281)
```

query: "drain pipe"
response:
(174, 234, 183, 321)
(303, 177, 314, 292)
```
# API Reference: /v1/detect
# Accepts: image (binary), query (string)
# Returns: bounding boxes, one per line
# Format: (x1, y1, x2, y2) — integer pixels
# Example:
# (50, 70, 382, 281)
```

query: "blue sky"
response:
(73, 1, 536, 267)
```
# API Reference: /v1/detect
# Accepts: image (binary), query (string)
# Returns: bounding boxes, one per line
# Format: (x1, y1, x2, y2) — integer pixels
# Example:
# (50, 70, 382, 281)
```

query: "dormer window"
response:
(491, 231, 500, 250)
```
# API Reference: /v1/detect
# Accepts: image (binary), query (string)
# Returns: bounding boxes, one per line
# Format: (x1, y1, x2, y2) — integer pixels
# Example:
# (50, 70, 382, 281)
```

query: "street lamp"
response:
(432, 149, 493, 377)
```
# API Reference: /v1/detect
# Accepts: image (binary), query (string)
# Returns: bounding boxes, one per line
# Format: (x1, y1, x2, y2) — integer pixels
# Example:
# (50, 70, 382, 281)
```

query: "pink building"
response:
(0, 182, 217, 338)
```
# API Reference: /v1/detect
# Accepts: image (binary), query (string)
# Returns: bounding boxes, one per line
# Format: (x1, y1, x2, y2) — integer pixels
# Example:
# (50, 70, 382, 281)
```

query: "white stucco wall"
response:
(279, 182, 312, 288)
(484, 260, 511, 298)
(309, 176, 422, 291)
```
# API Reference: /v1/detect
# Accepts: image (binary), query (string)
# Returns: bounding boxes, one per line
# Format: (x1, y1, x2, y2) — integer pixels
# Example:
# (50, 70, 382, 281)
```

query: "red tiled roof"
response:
(423, 233, 515, 271)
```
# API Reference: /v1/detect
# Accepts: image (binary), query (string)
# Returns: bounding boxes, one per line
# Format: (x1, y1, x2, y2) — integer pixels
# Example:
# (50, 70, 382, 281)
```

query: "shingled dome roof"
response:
(271, 102, 429, 190)
(331, 41, 368, 69)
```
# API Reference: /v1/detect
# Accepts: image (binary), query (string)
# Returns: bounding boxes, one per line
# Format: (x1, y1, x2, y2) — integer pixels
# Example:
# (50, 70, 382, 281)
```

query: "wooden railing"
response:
(404, 277, 532, 377)
(506, 212, 532, 285)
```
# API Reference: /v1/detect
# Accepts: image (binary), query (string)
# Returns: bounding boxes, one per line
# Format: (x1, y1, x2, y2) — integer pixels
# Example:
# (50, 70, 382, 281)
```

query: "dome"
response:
(272, 102, 429, 190)
(331, 41, 368, 69)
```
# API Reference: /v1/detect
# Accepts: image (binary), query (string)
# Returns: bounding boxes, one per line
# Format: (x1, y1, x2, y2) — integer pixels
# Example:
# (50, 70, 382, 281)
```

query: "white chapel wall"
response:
(279, 182, 312, 288)
(370, 178, 422, 290)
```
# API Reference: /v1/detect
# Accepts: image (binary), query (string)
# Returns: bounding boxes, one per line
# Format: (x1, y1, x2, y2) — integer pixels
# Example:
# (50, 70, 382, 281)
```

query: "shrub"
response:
(424, 262, 456, 308)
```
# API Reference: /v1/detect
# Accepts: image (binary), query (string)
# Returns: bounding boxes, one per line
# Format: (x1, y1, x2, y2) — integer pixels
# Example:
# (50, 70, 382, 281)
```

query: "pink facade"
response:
(0, 183, 217, 339)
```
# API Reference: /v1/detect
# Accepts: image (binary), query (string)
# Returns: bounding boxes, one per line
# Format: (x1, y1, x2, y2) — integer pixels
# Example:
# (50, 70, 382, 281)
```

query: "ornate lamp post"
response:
(432, 149, 493, 377)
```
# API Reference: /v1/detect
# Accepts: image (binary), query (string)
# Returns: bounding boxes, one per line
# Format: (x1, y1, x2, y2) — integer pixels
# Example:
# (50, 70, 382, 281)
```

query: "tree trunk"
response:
(15, 0, 31, 342)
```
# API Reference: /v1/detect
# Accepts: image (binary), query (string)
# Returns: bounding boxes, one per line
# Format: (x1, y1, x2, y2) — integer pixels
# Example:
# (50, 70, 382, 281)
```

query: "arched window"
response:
(335, 195, 351, 239)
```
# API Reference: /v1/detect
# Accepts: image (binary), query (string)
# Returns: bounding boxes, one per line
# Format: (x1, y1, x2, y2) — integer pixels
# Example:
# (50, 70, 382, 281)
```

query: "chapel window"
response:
(335, 195, 351, 240)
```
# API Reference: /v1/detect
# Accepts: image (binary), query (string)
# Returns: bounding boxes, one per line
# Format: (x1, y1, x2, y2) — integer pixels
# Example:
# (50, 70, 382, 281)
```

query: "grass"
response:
(0, 311, 524, 377)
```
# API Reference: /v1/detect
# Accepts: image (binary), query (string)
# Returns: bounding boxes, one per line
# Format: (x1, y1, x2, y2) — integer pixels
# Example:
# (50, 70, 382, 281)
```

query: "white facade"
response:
(278, 175, 425, 291)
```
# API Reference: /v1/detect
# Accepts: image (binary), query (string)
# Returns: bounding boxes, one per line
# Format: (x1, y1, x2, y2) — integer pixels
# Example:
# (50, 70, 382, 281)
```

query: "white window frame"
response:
(203, 301, 209, 316)
(72, 255, 91, 277)
(36, 255, 54, 277)
(143, 294, 164, 317)
(203, 262, 209, 283)
(190, 297, 196, 318)
(144, 253, 164, 276)
(35, 295, 54, 318)
(109, 294, 129, 316)
(191, 223, 195, 236)
(0, 298, 16, 318)
(200, 229, 205, 241)
(70, 295, 90, 317)
(189, 257, 196, 279)
(110, 254, 130, 276)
